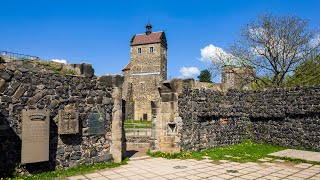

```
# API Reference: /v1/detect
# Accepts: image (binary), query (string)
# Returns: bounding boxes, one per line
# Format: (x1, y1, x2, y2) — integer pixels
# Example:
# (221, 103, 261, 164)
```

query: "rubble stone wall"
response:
(0, 60, 124, 176)
(178, 86, 320, 151)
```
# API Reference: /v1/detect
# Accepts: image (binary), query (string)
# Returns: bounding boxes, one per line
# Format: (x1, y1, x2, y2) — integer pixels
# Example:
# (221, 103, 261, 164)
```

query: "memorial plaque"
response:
(21, 109, 50, 163)
(58, 110, 79, 134)
(88, 112, 106, 135)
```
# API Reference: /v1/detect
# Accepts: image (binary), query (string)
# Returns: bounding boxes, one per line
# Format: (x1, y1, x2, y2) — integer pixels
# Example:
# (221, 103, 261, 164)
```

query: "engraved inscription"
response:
(21, 109, 50, 164)
(88, 113, 106, 135)
(58, 110, 79, 134)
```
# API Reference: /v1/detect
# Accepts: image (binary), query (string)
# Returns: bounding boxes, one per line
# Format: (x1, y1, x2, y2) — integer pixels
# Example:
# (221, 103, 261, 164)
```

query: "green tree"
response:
(229, 13, 319, 88)
(197, 69, 212, 83)
(285, 55, 320, 86)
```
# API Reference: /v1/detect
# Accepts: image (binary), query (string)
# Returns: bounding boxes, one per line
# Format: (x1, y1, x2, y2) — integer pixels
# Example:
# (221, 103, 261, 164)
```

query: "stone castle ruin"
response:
(122, 23, 167, 121)
(1, 24, 319, 177)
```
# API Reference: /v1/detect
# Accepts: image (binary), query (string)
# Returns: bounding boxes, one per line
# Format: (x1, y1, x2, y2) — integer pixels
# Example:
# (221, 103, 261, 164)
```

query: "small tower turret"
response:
(146, 23, 152, 35)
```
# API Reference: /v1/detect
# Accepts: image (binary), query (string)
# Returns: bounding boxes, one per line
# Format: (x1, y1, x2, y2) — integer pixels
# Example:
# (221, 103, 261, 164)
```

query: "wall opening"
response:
(143, 114, 148, 121)
(166, 123, 177, 135)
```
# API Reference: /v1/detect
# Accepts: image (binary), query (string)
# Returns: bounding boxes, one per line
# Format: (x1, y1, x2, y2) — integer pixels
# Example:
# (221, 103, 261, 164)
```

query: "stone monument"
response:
(21, 109, 50, 163)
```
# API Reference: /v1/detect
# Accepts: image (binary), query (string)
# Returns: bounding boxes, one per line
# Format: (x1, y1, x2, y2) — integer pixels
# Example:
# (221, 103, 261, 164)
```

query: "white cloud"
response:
(179, 66, 200, 77)
(200, 44, 234, 63)
(51, 59, 67, 64)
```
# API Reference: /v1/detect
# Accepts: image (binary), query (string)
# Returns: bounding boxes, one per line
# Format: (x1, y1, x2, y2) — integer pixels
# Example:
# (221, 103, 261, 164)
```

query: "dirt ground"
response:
(125, 143, 150, 158)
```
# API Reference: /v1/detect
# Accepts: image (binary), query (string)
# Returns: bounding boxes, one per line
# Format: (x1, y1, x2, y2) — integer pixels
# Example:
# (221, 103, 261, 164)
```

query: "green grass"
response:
(124, 120, 152, 129)
(147, 140, 319, 164)
(8, 159, 128, 180)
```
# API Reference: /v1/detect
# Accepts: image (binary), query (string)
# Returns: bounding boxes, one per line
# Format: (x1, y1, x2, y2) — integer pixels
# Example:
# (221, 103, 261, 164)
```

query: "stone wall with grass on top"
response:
(0, 59, 124, 177)
(178, 86, 320, 151)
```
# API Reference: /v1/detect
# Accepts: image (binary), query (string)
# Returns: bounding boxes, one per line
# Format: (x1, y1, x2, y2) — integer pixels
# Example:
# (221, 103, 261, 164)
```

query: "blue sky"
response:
(1, 0, 319, 81)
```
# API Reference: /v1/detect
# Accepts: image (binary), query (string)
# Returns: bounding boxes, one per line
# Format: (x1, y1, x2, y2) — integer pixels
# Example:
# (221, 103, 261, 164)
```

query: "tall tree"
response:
(285, 55, 320, 86)
(228, 13, 320, 88)
(197, 69, 212, 83)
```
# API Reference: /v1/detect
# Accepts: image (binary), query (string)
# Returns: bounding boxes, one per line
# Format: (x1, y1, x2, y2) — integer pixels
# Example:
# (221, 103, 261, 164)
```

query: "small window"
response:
(219, 116, 228, 125)
(138, 48, 142, 54)
(150, 47, 154, 53)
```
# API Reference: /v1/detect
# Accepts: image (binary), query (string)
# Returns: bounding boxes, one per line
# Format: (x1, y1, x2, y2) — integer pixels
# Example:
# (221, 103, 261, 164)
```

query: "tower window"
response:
(150, 47, 154, 53)
(138, 48, 142, 54)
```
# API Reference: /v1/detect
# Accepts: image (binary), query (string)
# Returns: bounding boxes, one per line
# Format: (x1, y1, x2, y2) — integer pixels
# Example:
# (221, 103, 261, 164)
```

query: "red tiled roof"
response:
(122, 61, 133, 71)
(130, 32, 164, 45)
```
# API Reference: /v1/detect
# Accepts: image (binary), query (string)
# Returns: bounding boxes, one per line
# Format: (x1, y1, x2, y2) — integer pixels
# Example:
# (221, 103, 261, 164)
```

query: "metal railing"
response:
(0, 50, 39, 60)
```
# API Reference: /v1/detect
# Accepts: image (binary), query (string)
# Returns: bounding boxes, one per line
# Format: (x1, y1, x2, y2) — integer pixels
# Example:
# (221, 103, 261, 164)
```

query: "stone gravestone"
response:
(58, 108, 79, 134)
(21, 109, 50, 163)
(88, 112, 106, 135)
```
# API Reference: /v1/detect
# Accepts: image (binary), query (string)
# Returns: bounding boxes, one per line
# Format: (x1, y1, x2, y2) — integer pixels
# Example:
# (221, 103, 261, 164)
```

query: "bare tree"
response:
(227, 13, 320, 88)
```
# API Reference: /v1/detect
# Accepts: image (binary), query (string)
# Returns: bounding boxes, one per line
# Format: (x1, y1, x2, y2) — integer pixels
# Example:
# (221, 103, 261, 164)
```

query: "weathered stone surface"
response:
(110, 87, 124, 163)
(58, 109, 79, 134)
(13, 85, 27, 99)
(28, 91, 47, 105)
(21, 109, 50, 163)
(0, 59, 123, 177)
(0, 78, 8, 93)
(178, 86, 320, 151)
(122, 29, 167, 121)
(0, 70, 12, 81)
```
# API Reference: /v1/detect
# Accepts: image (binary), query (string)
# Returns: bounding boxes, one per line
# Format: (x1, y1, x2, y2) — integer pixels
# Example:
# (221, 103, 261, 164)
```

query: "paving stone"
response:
(207, 177, 225, 180)
(292, 173, 314, 178)
(285, 176, 305, 180)
(90, 177, 107, 180)
(262, 162, 276, 166)
(71, 157, 320, 180)
(218, 173, 235, 179)
(264, 176, 281, 180)
(277, 170, 294, 175)
(85, 173, 102, 178)
(195, 173, 212, 178)
(247, 172, 264, 177)
(140, 172, 159, 178)
(219, 160, 230, 163)
(258, 158, 270, 162)
(294, 163, 314, 168)
(206, 171, 223, 176)
(269, 173, 289, 178)
(149, 177, 167, 180)
(163, 174, 179, 179)
(68, 175, 88, 180)
(270, 149, 320, 162)
(99, 170, 117, 176)
(106, 174, 124, 179)
(121, 172, 137, 177)
(274, 159, 285, 163)
(126, 175, 145, 180)
(185, 175, 202, 180)
(240, 174, 260, 179)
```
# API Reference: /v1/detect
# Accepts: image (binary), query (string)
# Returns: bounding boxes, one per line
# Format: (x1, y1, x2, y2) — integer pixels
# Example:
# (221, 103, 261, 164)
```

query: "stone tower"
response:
(122, 23, 167, 121)
(221, 65, 255, 91)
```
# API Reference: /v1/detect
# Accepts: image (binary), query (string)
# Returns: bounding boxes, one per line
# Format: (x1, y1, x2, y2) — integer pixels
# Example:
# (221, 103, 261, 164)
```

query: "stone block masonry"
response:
(178, 85, 320, 152)
(0, 60, 124, 177)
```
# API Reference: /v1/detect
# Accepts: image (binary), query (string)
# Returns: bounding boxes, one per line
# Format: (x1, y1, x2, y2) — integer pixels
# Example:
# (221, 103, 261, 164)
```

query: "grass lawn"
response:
(6, 159, 128, 180)
(148, 140, 320, 165)
(124, 120, 152, 129)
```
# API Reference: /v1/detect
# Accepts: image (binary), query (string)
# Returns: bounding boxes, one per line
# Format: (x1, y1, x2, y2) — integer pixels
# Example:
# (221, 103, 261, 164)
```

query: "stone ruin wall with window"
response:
(0, 59, 125, 177)
(153, 79, 320, 153)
